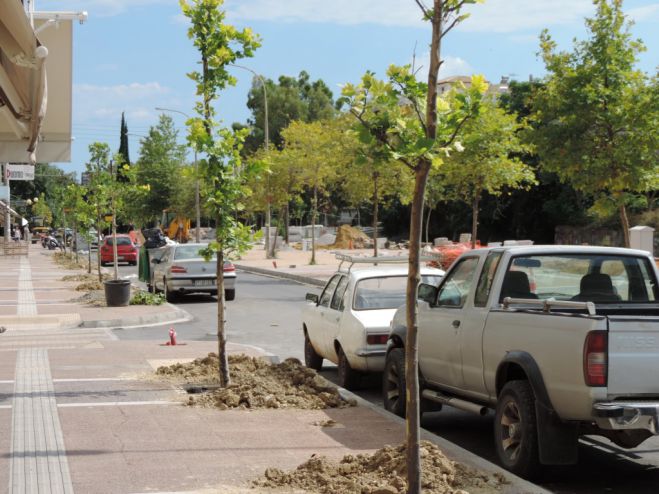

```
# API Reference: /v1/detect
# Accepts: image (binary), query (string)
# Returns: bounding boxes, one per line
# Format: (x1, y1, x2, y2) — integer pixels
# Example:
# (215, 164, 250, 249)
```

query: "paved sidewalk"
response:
(0, 245, 190, 331)
(0, 244, 548, 493)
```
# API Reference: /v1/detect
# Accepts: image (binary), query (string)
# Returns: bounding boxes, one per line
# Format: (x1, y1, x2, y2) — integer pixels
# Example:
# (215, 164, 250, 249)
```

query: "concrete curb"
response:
(327, 380, 551, 494)
(79, 303, 193, 329)
(234, 264, 327, 287)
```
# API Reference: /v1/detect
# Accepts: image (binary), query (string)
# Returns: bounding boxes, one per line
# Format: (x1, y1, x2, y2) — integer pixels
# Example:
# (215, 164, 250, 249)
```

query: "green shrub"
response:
(130, 290, 165, 306)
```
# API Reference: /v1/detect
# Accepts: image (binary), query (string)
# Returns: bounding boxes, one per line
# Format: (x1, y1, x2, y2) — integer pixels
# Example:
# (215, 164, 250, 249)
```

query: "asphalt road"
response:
(109, 264, 659, 494)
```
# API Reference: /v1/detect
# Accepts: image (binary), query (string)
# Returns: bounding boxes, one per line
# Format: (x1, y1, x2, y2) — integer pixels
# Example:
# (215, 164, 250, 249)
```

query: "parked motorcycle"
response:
(45, 235, 62, 251)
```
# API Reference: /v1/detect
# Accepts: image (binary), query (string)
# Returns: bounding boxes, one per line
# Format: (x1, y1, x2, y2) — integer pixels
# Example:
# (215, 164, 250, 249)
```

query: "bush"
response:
(130, 290, 165, 306)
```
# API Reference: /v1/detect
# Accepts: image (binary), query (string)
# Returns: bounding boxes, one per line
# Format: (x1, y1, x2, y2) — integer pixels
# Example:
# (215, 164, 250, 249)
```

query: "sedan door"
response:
(306, 275, 342, 359)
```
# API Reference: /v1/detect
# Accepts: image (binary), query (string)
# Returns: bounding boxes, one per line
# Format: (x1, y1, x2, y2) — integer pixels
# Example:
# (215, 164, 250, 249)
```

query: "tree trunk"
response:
(405, 164, 431, 494)
(373, 171, 379, 258)
(284, 202, 290, 244)
(471, 195, 480, 249)
(425, 204, 432, 245)
(74, 223, 79, 264)
(216, 237, 230, 386)
(265, 197, 272, 258)
(404, 2, 443, 492)
(310, 184, 317, 265)
(111, 203, 119, 281)
(96, 215, 102, 283)
(620, 203, 630, 248)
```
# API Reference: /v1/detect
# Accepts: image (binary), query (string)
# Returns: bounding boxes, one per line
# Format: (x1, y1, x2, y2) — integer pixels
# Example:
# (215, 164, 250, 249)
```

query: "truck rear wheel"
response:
(494, 380, 540, 479)
(383, 348, 406, 418)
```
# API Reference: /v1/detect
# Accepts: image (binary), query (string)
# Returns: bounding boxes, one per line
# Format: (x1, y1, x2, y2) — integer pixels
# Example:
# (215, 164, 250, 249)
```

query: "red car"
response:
(100, 234, 138, 266)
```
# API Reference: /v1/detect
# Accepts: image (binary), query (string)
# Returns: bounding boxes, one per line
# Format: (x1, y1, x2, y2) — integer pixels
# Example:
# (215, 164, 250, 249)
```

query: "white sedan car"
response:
(151, 243, 237, 302)
(302, 258, 444, 390)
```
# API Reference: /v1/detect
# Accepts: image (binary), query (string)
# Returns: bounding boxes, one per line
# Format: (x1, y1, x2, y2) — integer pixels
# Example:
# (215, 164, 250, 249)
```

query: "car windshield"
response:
(354, 274, 441, 310)
(106, 237, 131, 246)
(501, 254, 659, 303)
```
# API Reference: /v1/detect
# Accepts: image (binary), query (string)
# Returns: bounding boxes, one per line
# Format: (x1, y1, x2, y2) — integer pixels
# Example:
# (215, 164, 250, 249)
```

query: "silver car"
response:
(150, 243, 237, 302)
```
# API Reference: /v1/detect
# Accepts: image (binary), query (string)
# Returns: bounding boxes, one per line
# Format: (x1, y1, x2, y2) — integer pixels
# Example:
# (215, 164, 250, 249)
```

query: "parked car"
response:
(100, 234, 138, 266)
(385, 245, 659, 478)
(302, 255, 444, 390)
(150, 243, 236, 302)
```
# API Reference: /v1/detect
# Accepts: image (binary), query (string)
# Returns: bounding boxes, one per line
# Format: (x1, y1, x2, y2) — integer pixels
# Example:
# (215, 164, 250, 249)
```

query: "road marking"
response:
(57, 400, 176, 408)
(10, 348, 73, 493)
(0, 380, 15, 384)
(0, 405, 11, 409)
(16, 258, 37, 317)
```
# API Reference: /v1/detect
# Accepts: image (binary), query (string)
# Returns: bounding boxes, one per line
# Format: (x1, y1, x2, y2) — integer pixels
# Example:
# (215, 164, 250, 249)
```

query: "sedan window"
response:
(331, 276, 349, 311)
(319, 275, 341, 307)
(354, 276, 407, 310)
(174, 246, 207, 260)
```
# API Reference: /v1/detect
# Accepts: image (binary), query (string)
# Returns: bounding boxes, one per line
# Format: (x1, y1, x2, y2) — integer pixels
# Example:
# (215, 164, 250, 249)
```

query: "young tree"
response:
(531, 0, 657, 247)
(62, 183, 96, 271)
(181, 0, 261, 386)
(280, 119, 351, 264)
(85, 143, 112, 282)
(341, 1, 485, 491)
(439, 99, 535, 247)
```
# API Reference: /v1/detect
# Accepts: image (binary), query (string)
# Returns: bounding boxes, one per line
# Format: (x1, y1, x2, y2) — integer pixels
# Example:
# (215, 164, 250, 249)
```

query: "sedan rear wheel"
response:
(304, 333, 323, 371)
(383, 347, 406, 418)
(164, 278, 177, 303)
(337, 346, 360, 391)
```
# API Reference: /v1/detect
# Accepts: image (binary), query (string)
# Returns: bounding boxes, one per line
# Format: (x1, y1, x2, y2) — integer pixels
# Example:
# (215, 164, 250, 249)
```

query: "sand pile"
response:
(330, 225, 371, 249)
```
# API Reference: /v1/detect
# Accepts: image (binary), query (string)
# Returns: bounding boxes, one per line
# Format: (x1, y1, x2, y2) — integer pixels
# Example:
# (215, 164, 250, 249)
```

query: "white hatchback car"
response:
(302, 255, 444, 389)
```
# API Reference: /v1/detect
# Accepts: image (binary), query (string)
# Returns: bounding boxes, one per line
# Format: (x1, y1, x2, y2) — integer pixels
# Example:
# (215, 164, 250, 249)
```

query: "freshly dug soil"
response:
(329, 225, 371, 249)
(254, 441, 506, 494)
(75, 280, 104, 291)
(53, 252, 88, 270)
(70, 291, 106, 307)
(156, 353, 355, 410)
(61, 273, 108, 282)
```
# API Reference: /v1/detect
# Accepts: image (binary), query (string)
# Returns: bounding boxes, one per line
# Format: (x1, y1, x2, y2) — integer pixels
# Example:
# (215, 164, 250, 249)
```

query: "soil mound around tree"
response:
(329, 225, 371, 249)
(254, 440, 506, 494)
(155, 353, 356, 410)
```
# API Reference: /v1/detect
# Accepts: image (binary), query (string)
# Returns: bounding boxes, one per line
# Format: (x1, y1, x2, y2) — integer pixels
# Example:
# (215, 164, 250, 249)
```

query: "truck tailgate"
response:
(608, 316, 659, 395)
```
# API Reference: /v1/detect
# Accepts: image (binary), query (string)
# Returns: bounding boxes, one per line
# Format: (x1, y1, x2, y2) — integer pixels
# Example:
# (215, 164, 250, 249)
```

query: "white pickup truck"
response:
(385, 245, 659, 478)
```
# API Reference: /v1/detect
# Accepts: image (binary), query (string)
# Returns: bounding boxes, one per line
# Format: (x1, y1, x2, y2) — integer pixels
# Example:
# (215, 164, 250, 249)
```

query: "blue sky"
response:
(37, 0, 659, 178)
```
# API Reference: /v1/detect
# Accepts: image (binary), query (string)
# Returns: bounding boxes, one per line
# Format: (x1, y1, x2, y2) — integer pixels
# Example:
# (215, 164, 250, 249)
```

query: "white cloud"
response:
(627, 3, 659, 21)
(74, 82, 171, 124)
(412, 53, 473, 80)
(225, 0, 598, 32)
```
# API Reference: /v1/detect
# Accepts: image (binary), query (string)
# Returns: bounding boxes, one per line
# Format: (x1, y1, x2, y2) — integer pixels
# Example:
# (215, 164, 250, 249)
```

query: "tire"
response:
(337, 346, 360, 391)
(225, 289, 235, 301)
(494, 380, 541, 479)
(304, 333, 323, 371)
(164, 278, 177, 303)
(383, 347, 406, 418)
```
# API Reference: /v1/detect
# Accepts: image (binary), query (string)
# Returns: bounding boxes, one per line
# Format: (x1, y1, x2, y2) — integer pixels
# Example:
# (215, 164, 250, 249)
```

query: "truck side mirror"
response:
(418, 283, 438, 305)
(306, 293, 319, 304)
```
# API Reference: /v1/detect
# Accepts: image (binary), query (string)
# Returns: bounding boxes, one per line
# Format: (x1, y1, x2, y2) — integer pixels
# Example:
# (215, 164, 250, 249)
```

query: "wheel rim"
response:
(385, 361, 401, 410)
(499, 399, 523, 462)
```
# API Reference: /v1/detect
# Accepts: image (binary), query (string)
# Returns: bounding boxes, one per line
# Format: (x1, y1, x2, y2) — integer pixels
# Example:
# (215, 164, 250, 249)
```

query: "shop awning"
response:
(0, 0, 47, 163)
(0, 6, 84, 164)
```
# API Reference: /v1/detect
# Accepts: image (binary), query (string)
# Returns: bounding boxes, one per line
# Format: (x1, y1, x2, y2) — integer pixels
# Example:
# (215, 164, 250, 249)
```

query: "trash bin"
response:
(104, 279, 131, 307)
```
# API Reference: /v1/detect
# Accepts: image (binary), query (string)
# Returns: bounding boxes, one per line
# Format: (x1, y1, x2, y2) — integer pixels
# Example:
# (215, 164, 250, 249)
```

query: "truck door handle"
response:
(452, 320, 461, 329)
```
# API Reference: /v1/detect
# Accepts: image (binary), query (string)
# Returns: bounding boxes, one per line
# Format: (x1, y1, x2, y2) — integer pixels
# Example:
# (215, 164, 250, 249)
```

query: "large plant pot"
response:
(104, 279, 131, 307)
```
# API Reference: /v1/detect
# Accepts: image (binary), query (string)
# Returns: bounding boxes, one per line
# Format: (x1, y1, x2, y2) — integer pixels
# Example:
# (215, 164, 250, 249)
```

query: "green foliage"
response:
(130, 290, 165, 306)
(531, 0, 657, 241)
(135, 114, 188, 224)
(243, 71, 335, 152)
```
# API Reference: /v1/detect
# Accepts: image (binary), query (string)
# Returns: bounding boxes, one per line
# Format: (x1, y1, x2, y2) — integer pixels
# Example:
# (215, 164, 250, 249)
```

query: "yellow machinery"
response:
(160, 209, 190, 243)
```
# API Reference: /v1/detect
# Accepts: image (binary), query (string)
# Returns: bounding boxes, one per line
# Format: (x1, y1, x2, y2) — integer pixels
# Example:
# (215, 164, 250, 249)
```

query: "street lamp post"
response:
(229, 64, 271, 257)
(154, 107, 201, 243)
